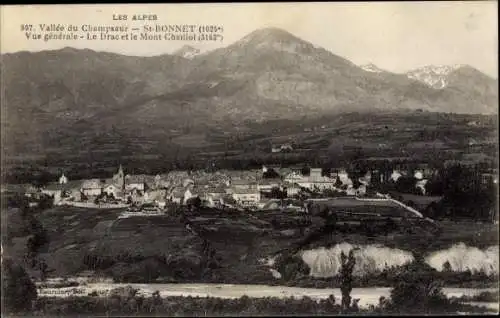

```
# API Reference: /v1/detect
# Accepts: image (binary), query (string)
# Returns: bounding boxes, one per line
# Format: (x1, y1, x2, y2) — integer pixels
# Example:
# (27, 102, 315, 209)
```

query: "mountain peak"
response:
(238, 27, 306, 46)
(226, 26, 319, 57)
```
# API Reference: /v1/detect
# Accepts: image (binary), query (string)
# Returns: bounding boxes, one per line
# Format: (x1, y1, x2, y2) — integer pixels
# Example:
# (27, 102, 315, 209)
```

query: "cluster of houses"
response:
(17, 164, 351, 208)
(13, 159, 497, 210)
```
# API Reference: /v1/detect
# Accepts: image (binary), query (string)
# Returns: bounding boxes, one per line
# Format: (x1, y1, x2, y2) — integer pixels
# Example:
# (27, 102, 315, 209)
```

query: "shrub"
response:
(388, 259, 449, 314)
(275, 254, 310, 281)
(1, 258, 38, 314)
(442, 260, 452, 272)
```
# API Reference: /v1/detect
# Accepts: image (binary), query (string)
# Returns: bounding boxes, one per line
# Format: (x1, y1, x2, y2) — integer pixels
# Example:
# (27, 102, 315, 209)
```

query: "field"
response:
(3, 204, 497, 287)
(3, 111, 497, 184)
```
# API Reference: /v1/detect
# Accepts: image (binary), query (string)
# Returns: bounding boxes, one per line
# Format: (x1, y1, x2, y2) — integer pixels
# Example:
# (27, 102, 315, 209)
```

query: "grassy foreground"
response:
(24, 293, 496, 316)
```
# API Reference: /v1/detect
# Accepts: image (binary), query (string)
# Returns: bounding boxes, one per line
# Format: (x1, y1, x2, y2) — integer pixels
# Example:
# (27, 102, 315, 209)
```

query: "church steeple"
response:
(59, 172, 68, 184)
(113, 164, 125, 190)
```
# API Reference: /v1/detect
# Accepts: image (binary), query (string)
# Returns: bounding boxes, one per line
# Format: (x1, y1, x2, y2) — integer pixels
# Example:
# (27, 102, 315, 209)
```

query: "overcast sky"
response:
(1, 2, 497, 77)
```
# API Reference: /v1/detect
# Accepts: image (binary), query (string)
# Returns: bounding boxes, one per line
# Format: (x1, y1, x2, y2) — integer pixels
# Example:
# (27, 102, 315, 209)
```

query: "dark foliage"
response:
(30, 289, 495, 316)
(37, 194, 54, 210)
(301, 165, 311, 176)
(186, 196, 202, 210)
(385, 258, 451, 314)
(1, 258, 38, 314)
(395, 176, 419, 195)
(268, 187, 287, 200)
(275, 254, 311, 281)
(426, 164, 497, 221)
(263, 168, 280, 179)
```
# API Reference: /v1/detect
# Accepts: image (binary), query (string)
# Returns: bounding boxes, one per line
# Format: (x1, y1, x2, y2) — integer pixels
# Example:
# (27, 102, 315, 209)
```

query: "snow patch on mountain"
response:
(406, 64, 466, 89)
(173, 45, 201, 59)
(360, 63, 387, 73)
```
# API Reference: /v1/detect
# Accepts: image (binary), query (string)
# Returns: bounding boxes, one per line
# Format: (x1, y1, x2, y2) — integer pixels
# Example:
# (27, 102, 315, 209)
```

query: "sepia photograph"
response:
(1, 2, 498, 316)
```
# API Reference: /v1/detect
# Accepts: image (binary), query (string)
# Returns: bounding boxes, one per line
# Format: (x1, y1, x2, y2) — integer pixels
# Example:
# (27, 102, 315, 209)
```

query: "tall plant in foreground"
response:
(340, 249, 356, 312)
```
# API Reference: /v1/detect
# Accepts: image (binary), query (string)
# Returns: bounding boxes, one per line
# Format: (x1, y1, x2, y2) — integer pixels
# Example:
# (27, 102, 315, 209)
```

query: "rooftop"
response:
(81, 179, 102, 189)
(232, 188, 260, 194)
(231, 179, 257, 185)
(258, 178, 282, 185)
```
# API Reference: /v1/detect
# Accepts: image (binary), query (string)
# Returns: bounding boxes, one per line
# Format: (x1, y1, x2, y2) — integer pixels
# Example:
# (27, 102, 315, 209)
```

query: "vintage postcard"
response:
(1, 2, 498, 316)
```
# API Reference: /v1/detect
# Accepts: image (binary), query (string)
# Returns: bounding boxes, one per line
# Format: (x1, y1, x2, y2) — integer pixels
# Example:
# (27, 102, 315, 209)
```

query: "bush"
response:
(388, 259, 449, 313)
(1, 258, 38, 314)
(442, 261, 452, 272)
(275, 254, 310, 281)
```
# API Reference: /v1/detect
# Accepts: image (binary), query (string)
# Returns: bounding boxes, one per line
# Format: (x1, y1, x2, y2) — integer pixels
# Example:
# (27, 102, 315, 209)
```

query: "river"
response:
(36, 283, 499, 310)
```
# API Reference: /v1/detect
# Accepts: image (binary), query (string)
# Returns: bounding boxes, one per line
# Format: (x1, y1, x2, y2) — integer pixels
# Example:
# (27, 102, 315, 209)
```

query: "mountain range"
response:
(1, 27, 498, 158)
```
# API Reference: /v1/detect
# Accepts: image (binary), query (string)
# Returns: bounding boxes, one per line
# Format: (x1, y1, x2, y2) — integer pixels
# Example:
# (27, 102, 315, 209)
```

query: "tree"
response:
(424, 202, 439, 219)
(38, 259, 49, 281)
(269, 187, 286, 200)
(352, 179, 361, 189)
(321, 167, 332, 177)
(334, 177, 343, 188)
(276, 255, 310, 281)
(301, 165, 311, 176)
(340, 250, 356, 312)
(425, 177, 445, 196)
(263, 168, 280, 179)
(442, 261, 452, 272)
(1, 258, 38, 314)
(395, 176, 418, 194)
(186, 196, 202, 211)
(80, 191, 88, 202)
(389, 258, 448, 313)
(436, 164, 496, 221)
(31, 171, 53, 188)
(38, 194, 54, 210)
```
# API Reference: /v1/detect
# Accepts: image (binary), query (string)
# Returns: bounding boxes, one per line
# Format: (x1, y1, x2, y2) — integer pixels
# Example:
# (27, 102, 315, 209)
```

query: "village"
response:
(11, 159, 497, 218)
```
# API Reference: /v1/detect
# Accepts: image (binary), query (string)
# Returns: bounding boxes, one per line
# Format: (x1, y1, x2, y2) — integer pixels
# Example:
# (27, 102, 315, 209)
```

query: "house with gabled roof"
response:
(199, 186, 227, 202)
(102, 183, 123, 199)
(124, 174, 147, 192)
(229, 178, 258, 190)
(282, 181, 300, 197)
(81, 179, 103, 197)
(41, 183, 64, 205)
(24, 184, 42, 198)
(152, 174, 169, 189)
(232, 188, 261, 206)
